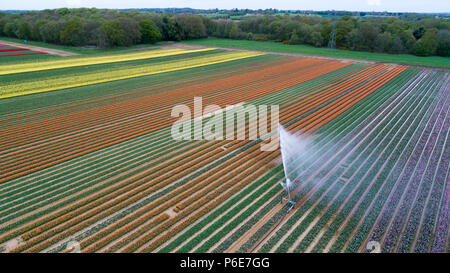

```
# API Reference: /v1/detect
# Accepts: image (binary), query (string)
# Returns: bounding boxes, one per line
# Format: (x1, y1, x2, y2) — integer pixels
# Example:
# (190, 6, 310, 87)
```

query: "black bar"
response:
(0, 253, 447, 272)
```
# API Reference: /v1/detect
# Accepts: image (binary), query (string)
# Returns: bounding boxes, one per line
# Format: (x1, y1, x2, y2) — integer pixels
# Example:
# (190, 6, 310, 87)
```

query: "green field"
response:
(182, 38, 450, 69)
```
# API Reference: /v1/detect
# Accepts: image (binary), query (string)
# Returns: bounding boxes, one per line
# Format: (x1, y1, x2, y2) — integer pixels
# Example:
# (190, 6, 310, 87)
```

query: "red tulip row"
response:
(0, 52, 43, 57)
(0, 48, 27, 52)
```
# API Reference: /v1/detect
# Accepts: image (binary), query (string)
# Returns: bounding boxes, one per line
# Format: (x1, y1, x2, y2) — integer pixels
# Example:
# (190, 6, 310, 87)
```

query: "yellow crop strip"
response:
(0, 48, 216, 75)
(0, 51, 264, 99)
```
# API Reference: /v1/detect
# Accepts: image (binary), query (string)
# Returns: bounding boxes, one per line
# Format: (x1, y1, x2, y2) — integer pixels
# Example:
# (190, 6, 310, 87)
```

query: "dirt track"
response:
(0, 40, 79, 56)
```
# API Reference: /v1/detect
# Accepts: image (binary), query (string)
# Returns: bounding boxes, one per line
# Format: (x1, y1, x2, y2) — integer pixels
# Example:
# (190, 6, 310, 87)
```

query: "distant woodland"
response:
(0, 8, 449, 56)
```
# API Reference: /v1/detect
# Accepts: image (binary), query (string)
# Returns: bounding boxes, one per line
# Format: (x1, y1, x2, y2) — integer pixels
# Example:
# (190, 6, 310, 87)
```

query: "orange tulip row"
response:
(83, 213, 170, 253)
(125, 154, 277, 253)
(0, 57, 311, 150)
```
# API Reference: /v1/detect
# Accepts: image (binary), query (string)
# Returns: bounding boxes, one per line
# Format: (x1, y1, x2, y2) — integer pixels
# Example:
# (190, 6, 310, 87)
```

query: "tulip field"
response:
(0, 43, 45, 57)
(0, 46, 448, 253)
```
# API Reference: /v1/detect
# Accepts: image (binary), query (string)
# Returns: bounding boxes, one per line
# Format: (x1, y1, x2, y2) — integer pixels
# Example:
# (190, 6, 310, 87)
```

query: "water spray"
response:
(250, 125, 314, 252)
(278, 124, 297, 213)
(249, 124, 303, 252)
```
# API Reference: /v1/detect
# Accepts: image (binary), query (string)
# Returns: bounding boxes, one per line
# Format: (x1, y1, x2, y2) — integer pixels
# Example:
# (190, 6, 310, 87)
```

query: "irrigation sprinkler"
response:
(280, 179, 296, 213)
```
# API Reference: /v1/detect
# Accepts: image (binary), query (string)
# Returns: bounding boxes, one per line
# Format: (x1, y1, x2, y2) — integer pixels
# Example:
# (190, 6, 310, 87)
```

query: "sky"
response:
(2, 0, 449, 13)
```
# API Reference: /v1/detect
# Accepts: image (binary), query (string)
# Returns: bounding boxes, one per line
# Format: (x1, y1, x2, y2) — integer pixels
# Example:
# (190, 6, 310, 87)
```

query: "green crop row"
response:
(345, 72, 448, 253)
(282, 70, 431, 252)
(326, 72, 442, 252)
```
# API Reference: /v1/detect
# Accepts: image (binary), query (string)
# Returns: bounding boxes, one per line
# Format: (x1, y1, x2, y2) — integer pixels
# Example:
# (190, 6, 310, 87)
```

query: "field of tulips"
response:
(0, 44, 45, 57)
(0, 46, 447, 253)
(0, 48, 215, 76)
(0, 50, 263, 98)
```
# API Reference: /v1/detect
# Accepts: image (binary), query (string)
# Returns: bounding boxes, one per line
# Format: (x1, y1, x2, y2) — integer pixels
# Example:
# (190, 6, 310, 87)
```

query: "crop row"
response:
(0, 48, 215, 75)
(2, 54, 433, 253)
(139, 63, 370, 251)
(6, 71, 292, 249)
(0, 50, 264, 98)
(36, 59, 366, 251)
(81, 63, 398, 251)
(0, 52, 43, 57)
(297, 71, 446, 253)
(0, 59, 344, 186)
(257, 67, 421, 252)
(141, 63, 400, 251)
(0, 48, 28, 52)
(0, 58, 322, 153)
(0, 54, 281, 129)
(360, 74, 449, 252)
(304, 71, 440, 252)
(326, 72, 446, 253)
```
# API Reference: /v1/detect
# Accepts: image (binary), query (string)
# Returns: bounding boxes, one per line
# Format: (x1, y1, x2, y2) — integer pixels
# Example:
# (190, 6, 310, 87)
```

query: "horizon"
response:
(2, 7, 450, 14)
(2, 0, 449, 13)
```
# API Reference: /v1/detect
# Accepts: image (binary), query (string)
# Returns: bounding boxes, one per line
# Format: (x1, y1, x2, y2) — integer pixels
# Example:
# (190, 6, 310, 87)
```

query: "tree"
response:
(201, 16, 216, 36)
(374, 32, 392, 53)
(399, 30, 416, 53)
(297, 23, 312, 44)
(31, 20, 47, 41)
(176, 15, 207, 40)
(310, 31, 324, 47)
(320, 21, 332, 45)
(346, 29, 359, 50)
(389, 37, 405, 54)
(413, 26, 426, 40)
(16, 21, 31, 39)
(39, 21, 61, 43)
(94, 27, 108, 48)
(436, 29, 450, 57)
(118, 17, 141, 45)
(213, 20, 233, 38)
(356, 22, 380, 51)
(413, 28, 439, 56)
(228, 24, 239, 39)
(268, 20, 281, 40)
(289, 31, 301, 44)
(3, 22, 18, 37)
(139, 19, 162, 44)
(0, 7, 447, 56)
(83, 20, 102, 46)
(336, 16, 354, 48)
(278, 20, 299, 41)
(0, 18, 5, 36)
(100, 17, 141, 47)
(101, 19, 128, 46)
(60, 18, 85, 46)
(162, 15, 181, 41)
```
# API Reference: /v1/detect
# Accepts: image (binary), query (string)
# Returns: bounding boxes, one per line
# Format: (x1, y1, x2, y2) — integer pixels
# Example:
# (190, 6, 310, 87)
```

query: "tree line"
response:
(0, 8, 209, 47)
(235, 14, 450, 56)
(0, 8, 448, 57)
